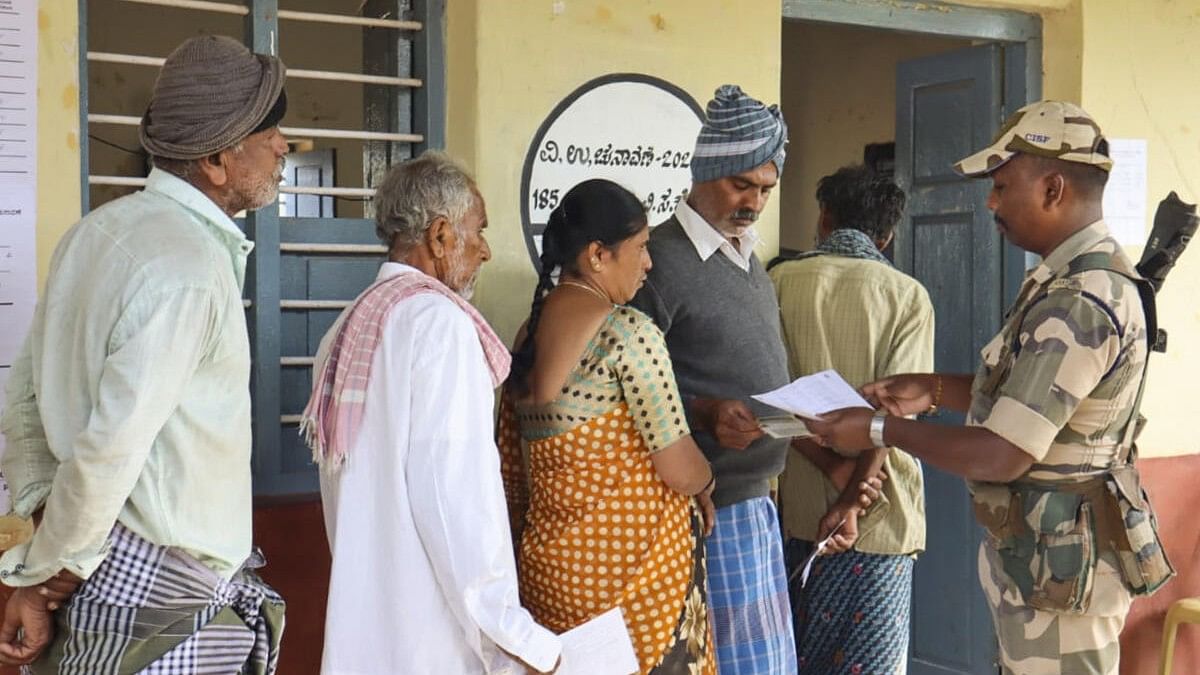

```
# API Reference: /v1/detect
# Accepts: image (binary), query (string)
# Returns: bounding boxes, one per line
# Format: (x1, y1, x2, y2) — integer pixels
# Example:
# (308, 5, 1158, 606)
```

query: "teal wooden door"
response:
(895, 43, 1029, 674)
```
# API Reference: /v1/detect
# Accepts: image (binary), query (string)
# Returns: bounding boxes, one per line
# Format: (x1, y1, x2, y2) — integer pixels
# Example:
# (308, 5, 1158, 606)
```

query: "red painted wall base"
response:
(0, 453, 1194, 674)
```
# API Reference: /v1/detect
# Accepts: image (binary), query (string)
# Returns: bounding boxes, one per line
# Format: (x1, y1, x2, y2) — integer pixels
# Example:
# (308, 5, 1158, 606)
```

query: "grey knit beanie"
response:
(140, 35, 286, 160)
(690, 84, 788, 183)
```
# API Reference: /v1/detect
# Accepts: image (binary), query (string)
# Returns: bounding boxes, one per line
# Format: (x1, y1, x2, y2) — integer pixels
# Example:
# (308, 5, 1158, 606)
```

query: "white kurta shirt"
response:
(317, 263, 560, 674)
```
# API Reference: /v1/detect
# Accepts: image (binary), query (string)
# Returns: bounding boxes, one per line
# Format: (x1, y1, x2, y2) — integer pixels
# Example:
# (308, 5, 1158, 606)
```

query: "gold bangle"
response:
(927, 375, 943, 415)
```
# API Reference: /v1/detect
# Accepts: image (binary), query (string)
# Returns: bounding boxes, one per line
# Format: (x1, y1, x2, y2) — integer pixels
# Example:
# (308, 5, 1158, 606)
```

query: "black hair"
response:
(1027, 152, 1110, 199)
(509, 178, 648, 395)
(815, 165, 907, 243)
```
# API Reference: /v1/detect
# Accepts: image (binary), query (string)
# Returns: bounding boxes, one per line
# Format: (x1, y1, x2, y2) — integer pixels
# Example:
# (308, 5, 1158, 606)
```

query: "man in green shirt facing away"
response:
(0, 36, 288, 672)
(769, 165, 933, 674)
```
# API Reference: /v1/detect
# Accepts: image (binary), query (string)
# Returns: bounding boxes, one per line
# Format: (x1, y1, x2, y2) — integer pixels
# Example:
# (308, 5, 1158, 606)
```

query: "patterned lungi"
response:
(786, 538, 913, 674)
(29, 524, 285, 675)
(706, 497, 797, 674)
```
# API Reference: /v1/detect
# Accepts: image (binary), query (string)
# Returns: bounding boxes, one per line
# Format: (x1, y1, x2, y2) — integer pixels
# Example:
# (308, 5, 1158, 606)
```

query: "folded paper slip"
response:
(758, 415, 812, 439)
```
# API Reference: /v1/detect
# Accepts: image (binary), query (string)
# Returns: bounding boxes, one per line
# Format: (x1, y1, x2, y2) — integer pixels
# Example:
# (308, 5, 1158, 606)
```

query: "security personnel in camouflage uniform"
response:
(805, 100, 1173, 674)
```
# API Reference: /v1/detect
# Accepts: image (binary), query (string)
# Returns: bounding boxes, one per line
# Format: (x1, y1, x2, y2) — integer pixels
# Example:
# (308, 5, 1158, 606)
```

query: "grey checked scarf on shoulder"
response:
(772, 228, 891, 269)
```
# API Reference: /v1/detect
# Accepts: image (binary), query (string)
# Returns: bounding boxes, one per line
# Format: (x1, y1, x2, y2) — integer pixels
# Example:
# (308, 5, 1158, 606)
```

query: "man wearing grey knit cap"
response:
(631, 84, 798, 673)
(0, 35, 286, 671)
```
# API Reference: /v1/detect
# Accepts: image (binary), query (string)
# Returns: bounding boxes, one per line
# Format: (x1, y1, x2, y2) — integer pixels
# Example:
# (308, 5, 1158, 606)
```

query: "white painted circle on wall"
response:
(520, 73, 704, 271)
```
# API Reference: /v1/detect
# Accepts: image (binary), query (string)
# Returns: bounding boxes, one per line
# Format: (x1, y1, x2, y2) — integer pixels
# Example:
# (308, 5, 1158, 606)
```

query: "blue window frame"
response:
(78, 0, 445, 497)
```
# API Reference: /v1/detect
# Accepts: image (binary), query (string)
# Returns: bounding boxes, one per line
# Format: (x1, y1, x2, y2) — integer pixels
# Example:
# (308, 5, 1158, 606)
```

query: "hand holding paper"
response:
(802, 407, 876, 459)
(789, 518, 846, 588)
(694, 398, 764, 449)
(757, 415, 811, 439)
(751, 370, 872, 421)
(555, 607, 639, 675)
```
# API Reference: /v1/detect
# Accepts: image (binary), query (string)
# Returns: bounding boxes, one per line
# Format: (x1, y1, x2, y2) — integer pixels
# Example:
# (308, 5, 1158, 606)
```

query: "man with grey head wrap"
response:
(0, 35, 287, 671)
(630, 84, 798, 674)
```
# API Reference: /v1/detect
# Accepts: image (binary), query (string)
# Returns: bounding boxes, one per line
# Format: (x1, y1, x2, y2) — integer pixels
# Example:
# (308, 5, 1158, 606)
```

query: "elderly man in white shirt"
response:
(303, 151, 560, 674)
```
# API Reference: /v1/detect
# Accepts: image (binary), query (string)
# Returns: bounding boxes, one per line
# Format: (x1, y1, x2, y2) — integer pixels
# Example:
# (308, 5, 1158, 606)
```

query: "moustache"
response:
(732, 209, 758, 222)
(994, 214, 1007, 229)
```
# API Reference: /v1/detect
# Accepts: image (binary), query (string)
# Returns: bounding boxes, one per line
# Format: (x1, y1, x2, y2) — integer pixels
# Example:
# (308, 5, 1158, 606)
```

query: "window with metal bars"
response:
(79, 0, 445, 496)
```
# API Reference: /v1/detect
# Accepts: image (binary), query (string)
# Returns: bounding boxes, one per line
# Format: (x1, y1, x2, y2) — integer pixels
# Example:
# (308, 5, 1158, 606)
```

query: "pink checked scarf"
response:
(300, 269, 511, 467)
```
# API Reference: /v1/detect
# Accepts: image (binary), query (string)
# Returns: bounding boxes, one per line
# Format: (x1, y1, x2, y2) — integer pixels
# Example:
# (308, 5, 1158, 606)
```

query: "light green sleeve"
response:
(1, 323, 57, 518)
(0, 286, 220, 586)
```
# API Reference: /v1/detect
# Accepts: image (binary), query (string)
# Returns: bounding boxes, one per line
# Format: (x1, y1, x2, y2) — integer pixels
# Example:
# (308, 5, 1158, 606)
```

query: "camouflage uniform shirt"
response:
(968, 217, 1146, 670)
(967, 220, 1147, 482)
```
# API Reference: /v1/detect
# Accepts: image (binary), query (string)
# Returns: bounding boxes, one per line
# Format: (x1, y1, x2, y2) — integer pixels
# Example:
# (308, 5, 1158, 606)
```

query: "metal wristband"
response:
(869, 409, 888, 448)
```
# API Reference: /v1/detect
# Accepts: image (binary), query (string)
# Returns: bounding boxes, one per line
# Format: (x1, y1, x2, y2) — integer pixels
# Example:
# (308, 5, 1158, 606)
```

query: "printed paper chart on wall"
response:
(0, 0, 39, 511)
(1101, 138, 1149, 247)
(520, 74, 704, 271)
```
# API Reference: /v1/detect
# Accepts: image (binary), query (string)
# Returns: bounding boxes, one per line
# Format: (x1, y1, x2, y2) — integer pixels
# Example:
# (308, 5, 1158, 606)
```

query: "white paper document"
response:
(0, 0, 40, 513)
(751, 369, 872, 420)
(556, 607, 639, 675)
(1102, 138, 1149, 246)
(788, 518, 846, 588)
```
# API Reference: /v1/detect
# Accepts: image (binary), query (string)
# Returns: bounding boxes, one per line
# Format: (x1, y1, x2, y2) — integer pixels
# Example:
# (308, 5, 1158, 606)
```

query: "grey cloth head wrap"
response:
(690, 84, 788, 183)
(140, 35, 286, 160)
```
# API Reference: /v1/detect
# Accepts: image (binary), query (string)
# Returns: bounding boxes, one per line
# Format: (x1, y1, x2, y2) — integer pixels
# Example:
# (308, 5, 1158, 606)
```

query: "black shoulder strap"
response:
(1065, 253, 1161, 463)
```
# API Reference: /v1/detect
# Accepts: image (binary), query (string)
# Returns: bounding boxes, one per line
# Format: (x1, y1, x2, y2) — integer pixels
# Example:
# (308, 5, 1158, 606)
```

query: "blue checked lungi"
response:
(706, 497, 797, 674)
(786, 538, 913, 675)
(28, 525, 285, 675)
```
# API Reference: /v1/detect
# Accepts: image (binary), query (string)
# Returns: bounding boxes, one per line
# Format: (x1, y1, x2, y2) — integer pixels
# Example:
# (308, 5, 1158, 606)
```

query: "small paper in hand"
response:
(758, 415, 811, 439)
(788, 518, 846, 588)
(556, 606, 640, 675)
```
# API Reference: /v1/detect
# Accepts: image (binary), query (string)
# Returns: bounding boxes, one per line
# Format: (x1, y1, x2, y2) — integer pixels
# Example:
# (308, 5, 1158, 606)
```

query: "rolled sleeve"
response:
(980, 396, 1062, 461)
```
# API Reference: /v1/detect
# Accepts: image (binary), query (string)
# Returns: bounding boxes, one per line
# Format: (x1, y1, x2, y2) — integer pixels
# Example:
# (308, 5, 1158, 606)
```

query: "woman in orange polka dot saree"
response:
(500, 180, 717, 674)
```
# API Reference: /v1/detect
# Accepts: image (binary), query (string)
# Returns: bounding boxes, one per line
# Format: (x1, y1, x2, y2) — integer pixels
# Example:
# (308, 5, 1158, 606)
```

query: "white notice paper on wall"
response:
(556, 607, 639, 675)
(1102, 138, 1148, 246)
(0, 0, 39, 512)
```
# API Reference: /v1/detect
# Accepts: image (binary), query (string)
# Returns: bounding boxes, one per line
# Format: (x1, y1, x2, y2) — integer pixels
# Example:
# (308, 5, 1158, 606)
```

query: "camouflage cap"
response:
(955, 100, 1113, 177)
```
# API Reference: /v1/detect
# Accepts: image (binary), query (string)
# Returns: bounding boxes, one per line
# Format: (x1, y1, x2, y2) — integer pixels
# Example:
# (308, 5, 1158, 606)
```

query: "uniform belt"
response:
(1012, 475, 1126, 555)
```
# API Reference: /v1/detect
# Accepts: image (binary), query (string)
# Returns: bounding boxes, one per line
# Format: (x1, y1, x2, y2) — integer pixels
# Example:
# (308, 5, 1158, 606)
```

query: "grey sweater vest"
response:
(630, 217, 790, 508)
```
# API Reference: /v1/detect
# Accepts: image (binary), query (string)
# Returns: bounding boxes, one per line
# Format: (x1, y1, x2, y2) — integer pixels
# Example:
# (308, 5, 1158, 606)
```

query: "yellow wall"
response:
(1077, 0, 1200, 458)
(951, 0, 1082, 101)
(36, 2, 81, 287)
(36, 0, 1198, 459)
(447, 0, 783, 344)
(778, 21, 968, 251)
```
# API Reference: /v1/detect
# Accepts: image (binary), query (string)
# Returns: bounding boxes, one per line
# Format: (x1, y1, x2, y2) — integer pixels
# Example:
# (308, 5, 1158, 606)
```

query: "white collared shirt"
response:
(317, 263, 560, 675)
(674, 199, 760, 271)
